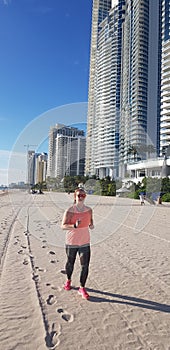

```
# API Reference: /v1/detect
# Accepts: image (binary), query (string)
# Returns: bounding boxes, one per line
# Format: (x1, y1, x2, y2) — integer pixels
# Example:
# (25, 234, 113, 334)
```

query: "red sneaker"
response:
(78, 287, 89, 299)
(64, 280, 71, 290)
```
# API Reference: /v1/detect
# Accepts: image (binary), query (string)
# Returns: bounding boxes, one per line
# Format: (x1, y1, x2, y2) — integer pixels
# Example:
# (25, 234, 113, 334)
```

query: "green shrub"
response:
(161, 193, 170, 202)
(134, 191, 140, 199)
(127, 192, 134, 198)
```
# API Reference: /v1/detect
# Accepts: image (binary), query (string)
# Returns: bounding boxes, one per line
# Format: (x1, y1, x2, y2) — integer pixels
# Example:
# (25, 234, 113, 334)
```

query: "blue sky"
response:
(0, 0, 92, 185)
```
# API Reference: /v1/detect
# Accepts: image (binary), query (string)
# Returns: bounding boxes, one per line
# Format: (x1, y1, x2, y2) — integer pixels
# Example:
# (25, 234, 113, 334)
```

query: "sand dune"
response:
(0, 190, 170, 350)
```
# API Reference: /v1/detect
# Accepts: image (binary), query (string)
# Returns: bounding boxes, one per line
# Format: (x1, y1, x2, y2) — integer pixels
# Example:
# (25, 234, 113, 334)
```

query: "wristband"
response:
(74, 223, 77, 228)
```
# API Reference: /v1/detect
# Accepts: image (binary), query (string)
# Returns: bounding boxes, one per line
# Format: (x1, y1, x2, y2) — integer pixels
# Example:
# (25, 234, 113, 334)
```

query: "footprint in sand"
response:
(46, 294, 57, 305)
(57, 308, 74, 323)
(49, 251, 56, 255)
(46, 283, 60, 291)
(35, 266, 46, 272)
(45, 322, 61, 349)
(14, 240, 20, 245)
(50, 260, 57, 264)
(21, 244, 27, 249)
(18, 249, 24, 254)
(51, 286, 62, 292)
(25, 232, 31, 237)
(23, 258, 29, 265)
(32, 274, 40, 282)
(46, 283, 51, 287)
(39, 267, 46, 272)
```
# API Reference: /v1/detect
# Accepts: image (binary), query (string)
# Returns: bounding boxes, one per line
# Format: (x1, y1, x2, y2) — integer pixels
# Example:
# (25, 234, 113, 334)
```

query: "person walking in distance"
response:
(139, 193, 145, 205)
(61, 188, 94, 299)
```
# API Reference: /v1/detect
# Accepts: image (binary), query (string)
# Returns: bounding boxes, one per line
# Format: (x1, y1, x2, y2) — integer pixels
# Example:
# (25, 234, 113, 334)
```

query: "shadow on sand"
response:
(73, 287, 170, 313)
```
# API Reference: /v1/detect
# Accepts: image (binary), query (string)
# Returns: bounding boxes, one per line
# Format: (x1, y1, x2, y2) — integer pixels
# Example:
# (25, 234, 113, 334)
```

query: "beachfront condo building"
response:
(85, 0, 112, 177)
(160, 0, 170, 156)
(27, 150, 35, 186)
(27, 151, 48, 186)
(94, 0, 126, 179)
(35, 153, 48, 184)
(86, 0, 162, 179)
(119, 0, 161, 177)
(47, 124, 86, 179)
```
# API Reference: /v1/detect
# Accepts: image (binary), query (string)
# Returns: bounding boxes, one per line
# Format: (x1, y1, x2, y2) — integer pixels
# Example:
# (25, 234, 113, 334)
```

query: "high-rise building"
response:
(35, 153, 48, 184)
(85, 0, 112, 176)
(119, 0, 161, 177)
(27, 151, 47, 185)
(160, 0, 170, 156)
(47, 124, 86, 179)
(86, 0, 161, 179)
(27, 150, 35, 186)
(94, 1, 126, 179)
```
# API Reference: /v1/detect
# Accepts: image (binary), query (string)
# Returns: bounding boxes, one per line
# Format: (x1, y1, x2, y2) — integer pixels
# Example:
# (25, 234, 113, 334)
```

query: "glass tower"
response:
(119, 0, 161, 177)
(86, 0, 161, 179)
(85, 0, 112, 176)
(160, 0, 170, 155)
(94, 1, 126, 178)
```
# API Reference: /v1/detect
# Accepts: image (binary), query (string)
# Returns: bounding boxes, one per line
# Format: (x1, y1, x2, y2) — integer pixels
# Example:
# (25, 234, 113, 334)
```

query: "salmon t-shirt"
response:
(65, 205, 91, 246)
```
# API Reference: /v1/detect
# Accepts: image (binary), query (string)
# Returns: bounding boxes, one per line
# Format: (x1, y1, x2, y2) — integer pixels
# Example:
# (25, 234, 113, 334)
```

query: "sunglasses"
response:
(77, 193, 86, 198)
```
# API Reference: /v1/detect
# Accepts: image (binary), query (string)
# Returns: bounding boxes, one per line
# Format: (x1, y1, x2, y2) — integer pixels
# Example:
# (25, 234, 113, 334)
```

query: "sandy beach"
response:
(0, 190, 170, 350)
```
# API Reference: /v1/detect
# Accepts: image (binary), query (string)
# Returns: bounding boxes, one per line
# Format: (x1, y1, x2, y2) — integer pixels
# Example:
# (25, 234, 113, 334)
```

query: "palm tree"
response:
(127, 145, 138, 162)
(136, 144, 156, 159)
(128, 144, 156, 161)
(146, 144, 156, 159)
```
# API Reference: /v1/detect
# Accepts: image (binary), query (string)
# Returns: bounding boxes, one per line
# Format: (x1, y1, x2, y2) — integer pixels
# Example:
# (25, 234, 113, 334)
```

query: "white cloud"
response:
(2, 0, 11, 5)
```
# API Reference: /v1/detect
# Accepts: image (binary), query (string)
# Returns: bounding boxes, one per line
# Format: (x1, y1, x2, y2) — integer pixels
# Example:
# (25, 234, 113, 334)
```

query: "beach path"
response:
(0, 191, 170, 350)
